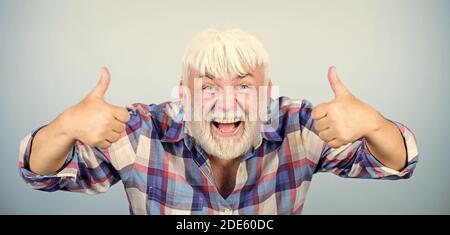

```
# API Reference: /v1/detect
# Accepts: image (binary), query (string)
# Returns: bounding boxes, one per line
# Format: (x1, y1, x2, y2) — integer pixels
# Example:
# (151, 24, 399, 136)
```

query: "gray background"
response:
(1, 0, 448, 214)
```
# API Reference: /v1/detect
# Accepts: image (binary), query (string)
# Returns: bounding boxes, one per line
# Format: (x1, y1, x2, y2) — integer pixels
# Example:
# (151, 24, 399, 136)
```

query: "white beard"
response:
(185, 119, 262, 160)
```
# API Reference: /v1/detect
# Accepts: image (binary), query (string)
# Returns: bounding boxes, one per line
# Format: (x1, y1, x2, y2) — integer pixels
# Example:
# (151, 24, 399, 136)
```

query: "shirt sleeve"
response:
(18, 104, 144, 194)
(300, 99, 419, 179)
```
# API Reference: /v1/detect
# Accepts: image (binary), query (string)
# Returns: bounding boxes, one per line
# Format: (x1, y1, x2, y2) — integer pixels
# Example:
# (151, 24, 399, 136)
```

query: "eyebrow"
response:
(236, 72, 253, 79)
(199, 73, 215, 80)
(199, 72, 254, 80)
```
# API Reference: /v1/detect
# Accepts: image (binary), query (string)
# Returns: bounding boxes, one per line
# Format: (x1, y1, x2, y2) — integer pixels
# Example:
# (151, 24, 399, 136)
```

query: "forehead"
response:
(188, 66, 265, 81)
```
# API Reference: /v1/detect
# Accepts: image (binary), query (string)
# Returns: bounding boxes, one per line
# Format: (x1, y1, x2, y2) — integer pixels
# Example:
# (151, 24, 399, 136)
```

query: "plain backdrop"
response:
(1, 0, 449, 214)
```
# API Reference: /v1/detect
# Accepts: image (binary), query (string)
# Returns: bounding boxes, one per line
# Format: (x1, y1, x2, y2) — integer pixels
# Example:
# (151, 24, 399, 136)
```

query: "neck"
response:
(209, 155, 241, 168)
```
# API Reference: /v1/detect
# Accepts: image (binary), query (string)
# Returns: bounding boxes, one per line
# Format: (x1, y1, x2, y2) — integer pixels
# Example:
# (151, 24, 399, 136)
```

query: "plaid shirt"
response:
(19, 96, 418, 214)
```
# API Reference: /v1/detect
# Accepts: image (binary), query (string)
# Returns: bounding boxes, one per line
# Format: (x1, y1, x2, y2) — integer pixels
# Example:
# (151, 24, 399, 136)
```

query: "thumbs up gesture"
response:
(60, 67, 131, 149)
(311, 66, 383, 148)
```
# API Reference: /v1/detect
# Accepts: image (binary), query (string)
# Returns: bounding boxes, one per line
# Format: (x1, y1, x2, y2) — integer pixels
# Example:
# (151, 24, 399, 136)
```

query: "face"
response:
(181, 66, 271, 160)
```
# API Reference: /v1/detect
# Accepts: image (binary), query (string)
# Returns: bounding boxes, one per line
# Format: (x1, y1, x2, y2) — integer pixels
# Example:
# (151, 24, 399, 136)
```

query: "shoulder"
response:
(266, 97, 314, 136)
(125, 101, 183, 139)
(272, 96, 314, 117)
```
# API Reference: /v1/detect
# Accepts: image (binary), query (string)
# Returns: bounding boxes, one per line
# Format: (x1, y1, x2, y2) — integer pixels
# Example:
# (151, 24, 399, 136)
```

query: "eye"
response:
(202, 85, 218, 93)
(236, 84, 250, 90)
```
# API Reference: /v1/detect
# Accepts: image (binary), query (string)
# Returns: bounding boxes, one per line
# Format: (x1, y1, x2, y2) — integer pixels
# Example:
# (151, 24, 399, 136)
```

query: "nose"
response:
(215, 85, 237, 113)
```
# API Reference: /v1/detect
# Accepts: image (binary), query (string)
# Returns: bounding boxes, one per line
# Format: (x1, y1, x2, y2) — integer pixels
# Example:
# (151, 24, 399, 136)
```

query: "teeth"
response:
(214, 118, 241, 123)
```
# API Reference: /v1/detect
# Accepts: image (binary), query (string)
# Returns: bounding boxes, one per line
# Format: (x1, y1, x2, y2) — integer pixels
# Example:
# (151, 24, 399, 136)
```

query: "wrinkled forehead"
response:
(187, 65, 266, 82)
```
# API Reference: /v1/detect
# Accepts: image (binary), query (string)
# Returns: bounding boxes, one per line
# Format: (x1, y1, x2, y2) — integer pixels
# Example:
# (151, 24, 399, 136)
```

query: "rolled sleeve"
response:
(18, 126, 78, 191)
(18, 125, 121, 194)
(316, 120, 419, 180)
(361, 121, 418, 179)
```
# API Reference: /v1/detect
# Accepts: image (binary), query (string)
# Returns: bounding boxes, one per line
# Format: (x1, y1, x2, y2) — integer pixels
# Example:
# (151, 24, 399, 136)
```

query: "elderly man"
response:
(19, 28, 418, 214)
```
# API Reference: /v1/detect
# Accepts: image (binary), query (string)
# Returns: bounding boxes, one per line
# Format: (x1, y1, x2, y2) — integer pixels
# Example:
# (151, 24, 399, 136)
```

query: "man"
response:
(19, 28, 418, 214)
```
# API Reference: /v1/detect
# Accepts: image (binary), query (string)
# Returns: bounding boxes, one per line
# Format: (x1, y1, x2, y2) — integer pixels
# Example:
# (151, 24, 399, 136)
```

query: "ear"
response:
(178, 80, 184, 101)
(259, 79, 272, 122)
(179, 79, 192, 109)
(266, 79, 272, 104)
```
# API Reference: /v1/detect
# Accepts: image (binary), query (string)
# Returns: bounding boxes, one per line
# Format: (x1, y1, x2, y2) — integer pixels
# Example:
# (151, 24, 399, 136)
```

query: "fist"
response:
(311, 66, 382, 148)
(61, 67, 131, 149)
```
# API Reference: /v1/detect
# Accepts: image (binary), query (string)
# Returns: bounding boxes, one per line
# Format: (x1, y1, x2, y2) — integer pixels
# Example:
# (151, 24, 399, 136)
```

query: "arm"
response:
(29, 67, 130, 175)
(19, 67, 132, 193)
(28, 115, 75, 175)
(306, 66, 418, 178)
(365, 116, 407, 171)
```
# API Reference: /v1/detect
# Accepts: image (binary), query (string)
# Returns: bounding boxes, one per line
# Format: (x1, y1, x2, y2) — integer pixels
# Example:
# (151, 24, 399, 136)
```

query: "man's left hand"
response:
(311, 66, 384, 148)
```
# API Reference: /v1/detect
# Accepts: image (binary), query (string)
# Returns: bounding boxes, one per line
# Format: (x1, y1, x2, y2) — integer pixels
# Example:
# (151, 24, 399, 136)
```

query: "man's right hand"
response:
(59, 67, 131, 148)
(29, 67, 130, 175)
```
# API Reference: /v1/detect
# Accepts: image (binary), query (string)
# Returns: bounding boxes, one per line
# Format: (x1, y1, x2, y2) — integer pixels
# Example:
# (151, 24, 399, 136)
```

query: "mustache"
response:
(204, 110, 246, 122)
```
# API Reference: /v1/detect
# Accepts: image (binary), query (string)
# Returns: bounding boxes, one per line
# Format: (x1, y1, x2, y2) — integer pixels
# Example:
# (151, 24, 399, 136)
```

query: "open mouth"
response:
(211, 120, 244, 137)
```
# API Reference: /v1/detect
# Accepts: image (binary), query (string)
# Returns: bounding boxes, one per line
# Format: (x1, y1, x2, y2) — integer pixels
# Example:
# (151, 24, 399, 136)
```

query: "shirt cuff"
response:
(18, 126, 78, 188)
(361, 121, 419, 179)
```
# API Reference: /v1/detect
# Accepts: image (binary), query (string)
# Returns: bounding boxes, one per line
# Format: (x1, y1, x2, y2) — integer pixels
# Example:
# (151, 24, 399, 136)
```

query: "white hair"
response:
(181, 28, 270, 80)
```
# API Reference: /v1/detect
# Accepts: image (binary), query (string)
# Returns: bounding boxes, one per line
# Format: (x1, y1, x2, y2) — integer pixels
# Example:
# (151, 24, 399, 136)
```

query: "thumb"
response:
(327, 66, 349, 98)
(89, 67, 111, 99)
